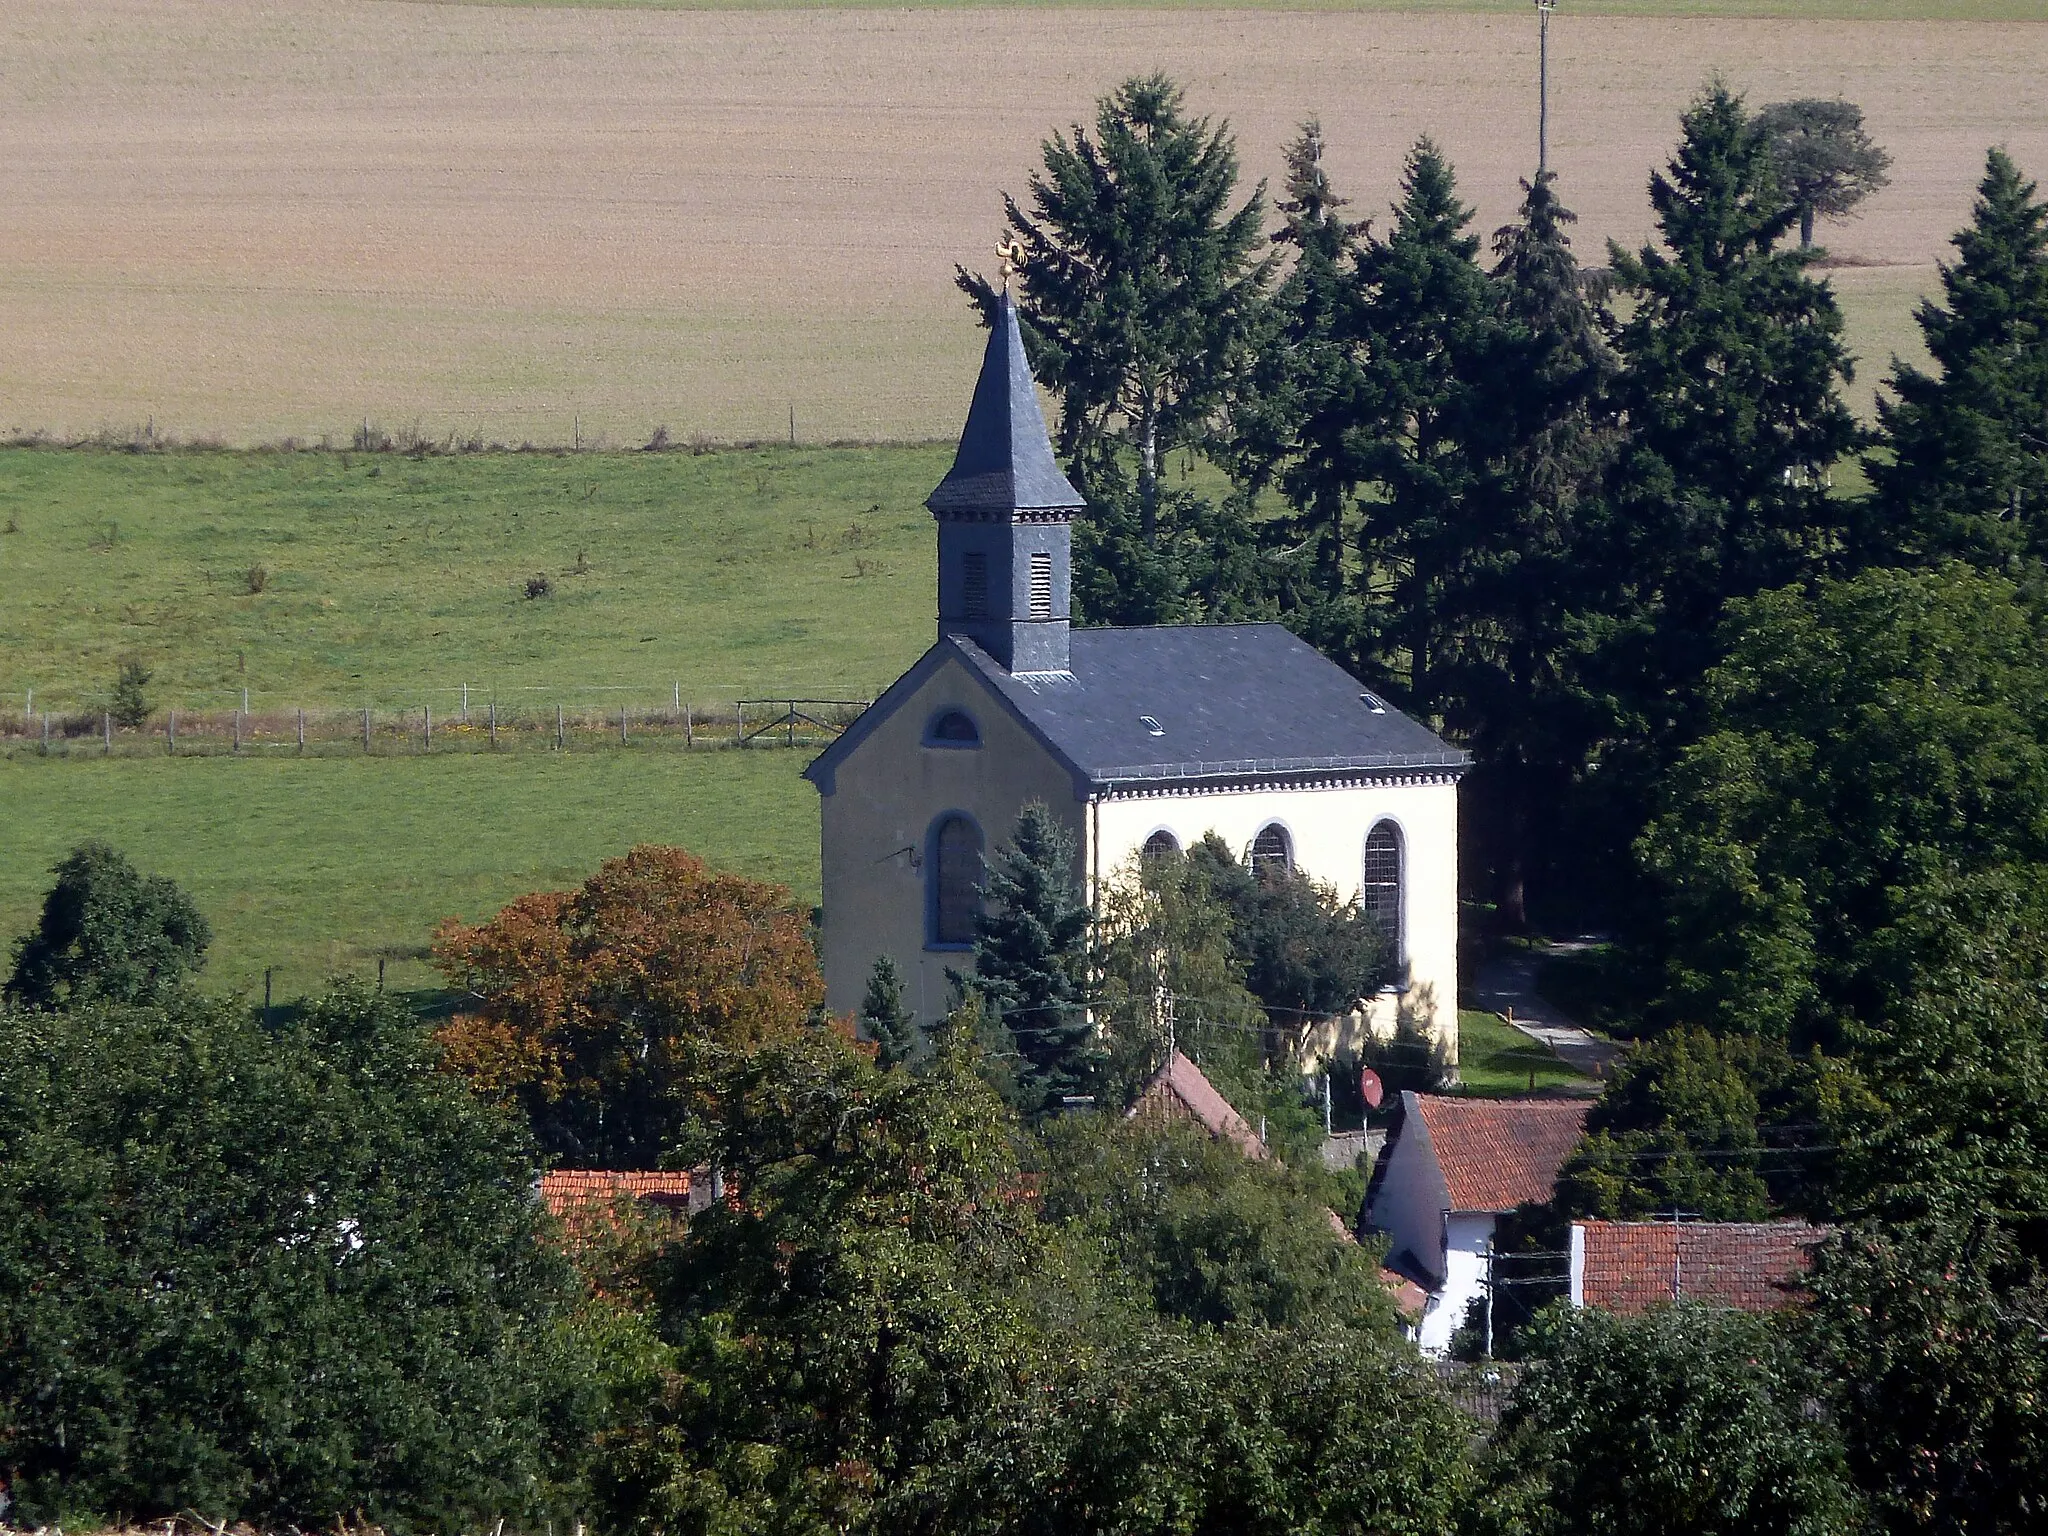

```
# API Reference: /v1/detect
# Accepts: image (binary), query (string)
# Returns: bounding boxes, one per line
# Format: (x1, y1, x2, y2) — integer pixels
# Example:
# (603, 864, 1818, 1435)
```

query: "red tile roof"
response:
(1576, 1219, 1829, 1314)
(1130, 1050, 1268, 1159)
(539, 1169, 696, 1236)
(1410, 1094, 1589, 1212)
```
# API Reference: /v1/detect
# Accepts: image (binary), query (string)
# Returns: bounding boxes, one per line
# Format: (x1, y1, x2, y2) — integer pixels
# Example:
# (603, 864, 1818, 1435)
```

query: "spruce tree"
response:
(1602, 83, 1860, 747)
(963, 802, 1093, 1112)
(958, 74, 1275, 548)
(858, 954, 919, 1071)
(1353, 138, 1497, 722)
(1865, 148, 2048, 569)
(1441, 171, 1618, 929)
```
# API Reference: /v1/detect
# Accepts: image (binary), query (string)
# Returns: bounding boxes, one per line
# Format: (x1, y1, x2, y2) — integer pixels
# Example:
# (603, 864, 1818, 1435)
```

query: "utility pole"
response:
(1536, 0, 1557, 176)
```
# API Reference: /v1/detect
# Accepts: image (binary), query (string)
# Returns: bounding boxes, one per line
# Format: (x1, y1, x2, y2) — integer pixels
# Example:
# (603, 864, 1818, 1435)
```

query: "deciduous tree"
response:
(1757, 98, 1892, 250)
(432, 843, 823, 1166)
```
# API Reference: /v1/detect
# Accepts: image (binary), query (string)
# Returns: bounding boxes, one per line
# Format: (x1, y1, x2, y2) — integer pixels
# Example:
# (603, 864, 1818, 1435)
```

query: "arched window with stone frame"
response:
(928, 813, 984, 948)
(1362, 820, 1404, 966)
(1141, 829, 1180, 860)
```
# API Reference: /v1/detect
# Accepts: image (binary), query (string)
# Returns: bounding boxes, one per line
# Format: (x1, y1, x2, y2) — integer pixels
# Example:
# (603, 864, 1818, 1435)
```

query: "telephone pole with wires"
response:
(1536, 0, 1558, 175)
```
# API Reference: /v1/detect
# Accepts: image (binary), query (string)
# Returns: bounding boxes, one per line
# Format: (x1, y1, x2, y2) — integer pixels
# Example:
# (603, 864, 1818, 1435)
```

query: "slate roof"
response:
(1408, 1093, 1590, 1212)
(1575, 1219, 1829, 1314)
(927, 292, 1085, 518)
(957, 626, 1467, 787)
(1131, 1049, 1269, 1159)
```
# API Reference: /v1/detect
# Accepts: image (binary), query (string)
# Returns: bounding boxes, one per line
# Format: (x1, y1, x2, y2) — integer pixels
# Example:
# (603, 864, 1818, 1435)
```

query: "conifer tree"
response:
(859, 954, 919, 1071)
(1233, 118, 1374, 606)
(959, 74, 1275, 546)
(1442, 172, 1618, 928)
(1602, 83, 1860, 747)
(1353, 139, 1497, 720)
(1865, 148, 2048, 569)
(962, 803, 1093, 1112)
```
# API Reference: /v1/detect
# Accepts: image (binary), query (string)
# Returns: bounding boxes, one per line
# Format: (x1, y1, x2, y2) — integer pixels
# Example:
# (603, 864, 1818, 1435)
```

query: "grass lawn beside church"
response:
(0, 749, 819, 1004)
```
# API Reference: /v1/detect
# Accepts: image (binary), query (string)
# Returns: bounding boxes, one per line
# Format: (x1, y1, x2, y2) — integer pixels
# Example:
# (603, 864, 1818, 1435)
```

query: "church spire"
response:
(927, 293, 1081, 674)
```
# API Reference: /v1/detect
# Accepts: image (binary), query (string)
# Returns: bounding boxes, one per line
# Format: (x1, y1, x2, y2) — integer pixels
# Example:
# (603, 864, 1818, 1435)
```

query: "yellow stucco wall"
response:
(1090, 778, 1462, 1066)
(816, 651, 1083, 1022)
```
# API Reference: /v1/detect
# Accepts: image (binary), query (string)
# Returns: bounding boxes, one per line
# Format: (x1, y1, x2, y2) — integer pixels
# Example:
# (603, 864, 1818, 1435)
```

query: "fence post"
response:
(735, 702, 744, 747)
(104, 710, 112, 756)
(234, 708, 242, 753)
(787, 701, 795, 748)
(297, 708, 305, 753)
(264, 968, 273, 1013)
(169, 708, 177, 755)
(685, 704, 693, 747)
(674, 680, 681, 714)
(556, 703, 565, 751)
(620, 705, 628, 745)
(489, 701, 498, 749)
(39, 711, 48, 753)
(424, 704, 432, 752)
(362, 706, 371, 753)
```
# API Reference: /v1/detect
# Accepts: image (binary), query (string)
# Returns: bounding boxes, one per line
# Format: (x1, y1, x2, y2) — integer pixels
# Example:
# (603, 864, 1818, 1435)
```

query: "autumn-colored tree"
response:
(433, 844, 823, 1167)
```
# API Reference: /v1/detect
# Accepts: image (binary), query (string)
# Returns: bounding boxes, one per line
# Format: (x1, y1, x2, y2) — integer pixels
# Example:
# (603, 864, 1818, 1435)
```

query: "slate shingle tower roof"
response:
(926, 292, 1085, 519)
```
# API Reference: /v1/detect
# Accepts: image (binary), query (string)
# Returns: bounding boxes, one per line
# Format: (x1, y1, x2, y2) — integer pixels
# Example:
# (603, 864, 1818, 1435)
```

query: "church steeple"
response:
(927, 292, 1082, 674)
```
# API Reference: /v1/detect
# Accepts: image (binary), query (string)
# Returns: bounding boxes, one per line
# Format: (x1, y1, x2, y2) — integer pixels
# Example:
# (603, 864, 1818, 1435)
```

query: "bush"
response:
(525, 571, 553, 599)
(6, 840, 210, 1009)
(0, 986, 596, 1530)
(109, 657, 152, 728)
(243, 563, 268, 594)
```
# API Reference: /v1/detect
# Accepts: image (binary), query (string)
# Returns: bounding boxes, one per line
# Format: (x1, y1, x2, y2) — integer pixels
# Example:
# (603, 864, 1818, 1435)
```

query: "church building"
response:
(804, 295, 1469, 1067)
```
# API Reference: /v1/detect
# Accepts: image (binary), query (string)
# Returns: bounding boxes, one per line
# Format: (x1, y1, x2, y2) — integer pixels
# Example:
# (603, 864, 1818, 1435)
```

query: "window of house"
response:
(930, 814, 984, 947)
(1250, 823, 1292, 876)
(1363, 821, 1403, 959)
(963, 552, 989, 619)
(1028, 551, 1054, 618)
(1142, 829, 1180, 860)
(924, 709, 981, 748)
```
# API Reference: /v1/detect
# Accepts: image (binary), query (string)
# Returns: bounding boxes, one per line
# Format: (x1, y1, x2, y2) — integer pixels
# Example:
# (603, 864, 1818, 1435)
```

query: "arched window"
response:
(929, 814, 984, 947)
(1362, 821, 1403, 959)
(1250, 823, 1292, 876)
(1142, 829, 1180, 860)
(924, 709, 981, 748)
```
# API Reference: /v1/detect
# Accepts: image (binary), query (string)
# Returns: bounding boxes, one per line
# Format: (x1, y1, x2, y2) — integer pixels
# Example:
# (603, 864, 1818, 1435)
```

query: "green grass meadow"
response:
(0, 445, 945, 713)
(0, 750, 819, 1003)
(1455, 1008, 1591, 1096)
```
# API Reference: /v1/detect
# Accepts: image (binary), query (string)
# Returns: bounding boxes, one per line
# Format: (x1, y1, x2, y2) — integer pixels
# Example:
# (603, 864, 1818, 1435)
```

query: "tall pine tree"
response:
(1353, 139, 1497, 722)
(1601, 83, 1860, 751)
(859, 954, 919, 1071)
(962, 803, 1094, 1113)
(1865, 148, 2048, 569)
(1440, 172, 1619, 929)
(959, 75, 1275, 550)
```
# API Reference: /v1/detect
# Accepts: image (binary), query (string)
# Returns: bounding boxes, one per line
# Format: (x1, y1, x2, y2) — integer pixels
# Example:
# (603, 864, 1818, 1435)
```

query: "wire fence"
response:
(0, 695, 871, 760)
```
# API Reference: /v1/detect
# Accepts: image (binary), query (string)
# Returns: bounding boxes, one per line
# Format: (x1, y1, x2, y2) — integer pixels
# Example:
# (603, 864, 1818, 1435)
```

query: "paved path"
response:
(1468, 942, 1626, 1083)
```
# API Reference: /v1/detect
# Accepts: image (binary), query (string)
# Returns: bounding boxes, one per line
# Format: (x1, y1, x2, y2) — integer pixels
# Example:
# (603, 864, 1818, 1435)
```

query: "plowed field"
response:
(5, 0, 2044, 442)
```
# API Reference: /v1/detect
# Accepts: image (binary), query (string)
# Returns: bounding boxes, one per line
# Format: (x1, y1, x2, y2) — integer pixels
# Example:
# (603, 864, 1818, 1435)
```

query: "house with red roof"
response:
(1362, 1090, 1589, 1353)
(1569, 1218, 1829, 1314)
(538, 1169, 704, 1248)
(1130, 1049, 1269, 1160)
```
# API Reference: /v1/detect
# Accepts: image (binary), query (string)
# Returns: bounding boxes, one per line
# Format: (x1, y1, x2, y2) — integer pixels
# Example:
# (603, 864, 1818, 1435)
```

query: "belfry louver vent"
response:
(1028, 552, 1053, 618)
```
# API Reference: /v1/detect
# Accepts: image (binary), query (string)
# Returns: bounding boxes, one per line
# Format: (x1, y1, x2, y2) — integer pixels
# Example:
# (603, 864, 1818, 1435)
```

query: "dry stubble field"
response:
(3, 0, 2045, 444)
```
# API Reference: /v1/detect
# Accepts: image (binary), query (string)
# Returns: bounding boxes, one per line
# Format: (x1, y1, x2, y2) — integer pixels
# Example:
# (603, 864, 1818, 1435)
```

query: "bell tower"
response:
(926, 292, 1084, 675)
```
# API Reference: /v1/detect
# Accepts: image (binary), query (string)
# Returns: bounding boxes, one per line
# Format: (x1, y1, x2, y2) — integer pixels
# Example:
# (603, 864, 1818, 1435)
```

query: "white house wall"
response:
(1421, 1212, 1499, 1356)
(1366, 1106, 1451, 1288)
(817, 654, 1082, 1021)
(1091, 777, 1460, 1062)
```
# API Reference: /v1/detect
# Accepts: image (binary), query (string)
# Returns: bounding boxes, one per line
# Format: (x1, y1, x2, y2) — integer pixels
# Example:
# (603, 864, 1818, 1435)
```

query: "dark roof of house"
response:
(957, 626, 1467, 787)
(1407, 1092, 1590, 1212)
(1575, 1219, 1830, 1314)
(1130, 1049, 1269, 1159)
(927, 291, 1085, 518)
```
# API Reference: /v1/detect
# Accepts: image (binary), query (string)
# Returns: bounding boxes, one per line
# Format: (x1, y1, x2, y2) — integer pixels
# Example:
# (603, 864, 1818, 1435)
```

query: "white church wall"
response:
(1091, 776, 1461, 1063)
(817, 653, 1082, 1022)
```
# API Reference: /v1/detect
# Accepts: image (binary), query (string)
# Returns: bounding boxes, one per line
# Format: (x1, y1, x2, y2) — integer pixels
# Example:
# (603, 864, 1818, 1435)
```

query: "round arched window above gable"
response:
(1250, 823, 1292, 876)
(924, 709, 981, 748)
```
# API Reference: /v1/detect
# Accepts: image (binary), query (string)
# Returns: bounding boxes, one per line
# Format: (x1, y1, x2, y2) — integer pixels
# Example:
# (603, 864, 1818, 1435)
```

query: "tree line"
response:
(10, 840, 2045, 1535)
(967, 76, 2037, 938)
